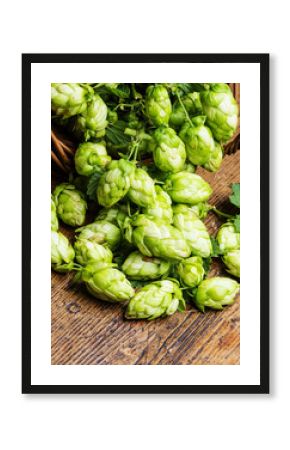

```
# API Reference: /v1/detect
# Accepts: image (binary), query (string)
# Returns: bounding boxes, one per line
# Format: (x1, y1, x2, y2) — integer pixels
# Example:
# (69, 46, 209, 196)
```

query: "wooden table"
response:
(51, 151, 240, 365)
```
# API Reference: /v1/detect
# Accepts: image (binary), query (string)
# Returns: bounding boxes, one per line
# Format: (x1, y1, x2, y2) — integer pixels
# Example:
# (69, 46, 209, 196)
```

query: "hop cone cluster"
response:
(51, 82, 240, 318)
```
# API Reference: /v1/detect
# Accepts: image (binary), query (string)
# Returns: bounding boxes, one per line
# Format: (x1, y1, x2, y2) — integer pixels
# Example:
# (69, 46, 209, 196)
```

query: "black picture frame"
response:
(22, 53, 269, 394)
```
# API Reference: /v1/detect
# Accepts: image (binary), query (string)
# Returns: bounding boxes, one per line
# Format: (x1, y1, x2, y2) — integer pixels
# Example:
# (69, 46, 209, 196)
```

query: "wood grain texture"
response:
(51, 151, 240, 365)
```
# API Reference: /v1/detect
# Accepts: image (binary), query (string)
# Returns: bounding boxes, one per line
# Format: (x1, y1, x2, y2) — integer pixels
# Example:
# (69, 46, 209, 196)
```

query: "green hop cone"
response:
(51, 231, 75, 273)
(81, 262, 134, 303)
(194, 277, 240, 312)
(164, 172, 212, 205)
(200, 83, 238, 142)
(170, 92, 203, 128)
(51, 83, 92, 118)
(142, 186, 173, 223)
(203, 141, 223, 172)
(76, 220, 121, 250)
(95, 206, 127, 229)
(149, 126, 186, 173)
(128, 168, 156, 208)
(130, 214, 191, 261)
(145, 85, 172, 127)
(179, 115, 215, 166)
(222, 249, 240, 278)
(51, 196, 58, 231)
(75, 141, 111, 176)
(74, 239, 113, 266)
(74, 94, 108, 141)
(122, 251, 170, 281)
(53, 183, 87, 227)
(216, 222, 240, 254)
(97, 159, 135, 208)
(125, 280, 185, 320)
(177, 256, 205, 287)
(173, 204, 212, 258)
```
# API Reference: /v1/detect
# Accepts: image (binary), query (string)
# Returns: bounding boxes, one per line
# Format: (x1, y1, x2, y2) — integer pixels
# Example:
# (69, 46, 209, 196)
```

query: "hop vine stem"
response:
(210, 206, 234, 219)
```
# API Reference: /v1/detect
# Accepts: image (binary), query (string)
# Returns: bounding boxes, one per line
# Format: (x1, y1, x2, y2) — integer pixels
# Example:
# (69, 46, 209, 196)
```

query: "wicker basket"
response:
(51, 83, 240, 173)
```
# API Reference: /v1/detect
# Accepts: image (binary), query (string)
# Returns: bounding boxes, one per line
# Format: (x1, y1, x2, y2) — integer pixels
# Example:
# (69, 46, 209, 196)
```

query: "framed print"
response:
(22, 53, 269, 394)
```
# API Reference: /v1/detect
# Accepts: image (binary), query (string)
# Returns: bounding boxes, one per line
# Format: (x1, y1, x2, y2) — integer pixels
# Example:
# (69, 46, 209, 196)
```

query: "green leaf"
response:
(210, 237, 222, 257)
(93, 84, 131, 99)
(233, 214, 240, 232)
(106, 84, 131, 98)
(182, 286, 198, 302)
(229, 183, 240, 208)
(192, 286, 198, 297)
(86, 172, 102, 201)
(182, 289, 194, 302)
(106, 121, 132, 146)
(178, 298, 186, 312)
(203, 257, 212, 274)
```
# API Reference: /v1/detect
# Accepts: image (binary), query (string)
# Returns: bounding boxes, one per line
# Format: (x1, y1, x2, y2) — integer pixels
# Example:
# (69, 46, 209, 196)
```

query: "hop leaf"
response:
(210, 237, 222, 257)
(106, 84, 131, 98)
(202, 257, 212, 274)
(86, 172, 102, 201)
(106, 121, 132, 146)
(233, 214, 240, 232)
(229, 183, 240, 208)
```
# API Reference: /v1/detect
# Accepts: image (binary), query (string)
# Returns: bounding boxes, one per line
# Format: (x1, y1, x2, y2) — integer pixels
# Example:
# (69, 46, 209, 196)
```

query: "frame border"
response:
(22, 53, 269, 394)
